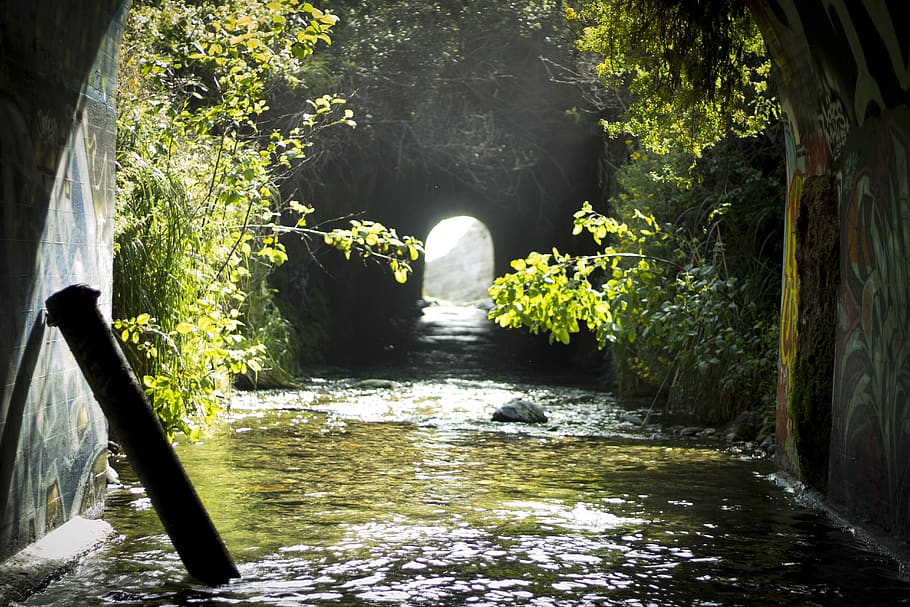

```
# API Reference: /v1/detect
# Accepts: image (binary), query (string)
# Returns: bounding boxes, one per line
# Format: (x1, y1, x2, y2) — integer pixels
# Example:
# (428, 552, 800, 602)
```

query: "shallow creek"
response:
(24, 304, 910, 606)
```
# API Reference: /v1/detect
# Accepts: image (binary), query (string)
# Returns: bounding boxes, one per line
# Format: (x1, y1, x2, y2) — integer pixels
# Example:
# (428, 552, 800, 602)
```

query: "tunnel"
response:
(2, 0, 910, 565)
(422, 216, 495, 303)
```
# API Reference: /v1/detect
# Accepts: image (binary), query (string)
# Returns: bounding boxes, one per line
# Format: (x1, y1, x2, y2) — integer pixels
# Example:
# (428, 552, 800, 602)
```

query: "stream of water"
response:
(22, 304, 910, 606)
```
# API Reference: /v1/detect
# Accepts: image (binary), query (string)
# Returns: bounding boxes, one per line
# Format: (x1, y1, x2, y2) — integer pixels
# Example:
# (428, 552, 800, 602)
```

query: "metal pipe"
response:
(45, 284, 239, 586)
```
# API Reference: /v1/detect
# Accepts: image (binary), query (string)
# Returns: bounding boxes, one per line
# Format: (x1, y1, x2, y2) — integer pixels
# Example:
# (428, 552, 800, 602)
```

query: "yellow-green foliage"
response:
(489, 2, 783, 420)
(566, 0, 777, 157)
(115, 0, 421, 438)
(489, 140, 782, 421)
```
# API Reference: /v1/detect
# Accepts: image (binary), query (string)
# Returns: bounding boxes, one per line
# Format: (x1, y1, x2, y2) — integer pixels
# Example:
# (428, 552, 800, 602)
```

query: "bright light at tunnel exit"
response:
(424, 216, 480, 262)
(422, 215, 494, 302)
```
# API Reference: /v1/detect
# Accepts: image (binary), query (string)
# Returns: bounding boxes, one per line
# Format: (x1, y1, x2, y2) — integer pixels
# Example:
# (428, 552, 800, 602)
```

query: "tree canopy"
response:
(487, 1, 784, 420)
(566, 0, 777, 155)
(278, 0, 596, 204)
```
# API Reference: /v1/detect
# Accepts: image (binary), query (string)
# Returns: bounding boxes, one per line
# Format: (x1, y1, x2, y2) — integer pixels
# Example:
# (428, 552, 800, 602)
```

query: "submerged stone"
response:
(355, 378, 399, 389)
(620, 413, 644, 426)
(492, 398, 548, 424)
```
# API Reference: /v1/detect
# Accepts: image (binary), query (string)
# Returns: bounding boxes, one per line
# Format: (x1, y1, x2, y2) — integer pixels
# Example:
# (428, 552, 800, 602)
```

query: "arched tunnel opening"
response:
(274, 115, 607, 378)
(280, 178, 608, 380)
(422, 215, 494, 304)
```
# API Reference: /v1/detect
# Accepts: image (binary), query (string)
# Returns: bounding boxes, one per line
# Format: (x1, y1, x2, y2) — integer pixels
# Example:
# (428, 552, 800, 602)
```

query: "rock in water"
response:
(492, 398, 548, 423)
(355, 378, 399, 389)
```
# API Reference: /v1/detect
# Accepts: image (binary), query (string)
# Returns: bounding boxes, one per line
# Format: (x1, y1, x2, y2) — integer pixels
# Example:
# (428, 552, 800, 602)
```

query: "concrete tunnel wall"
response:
(2, 0, 910, 562)
(0, 1, 127, 560)
(300, 136, 605, 364)
(750, 0, 910, 542)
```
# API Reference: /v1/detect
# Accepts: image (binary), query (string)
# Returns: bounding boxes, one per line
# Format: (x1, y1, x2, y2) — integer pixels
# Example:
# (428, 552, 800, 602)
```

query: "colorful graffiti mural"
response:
(752, 0, 910, 541)
(831, 111, 910, 538)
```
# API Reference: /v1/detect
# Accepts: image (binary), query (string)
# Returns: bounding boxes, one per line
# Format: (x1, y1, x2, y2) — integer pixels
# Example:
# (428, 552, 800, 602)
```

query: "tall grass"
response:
(113, 132, 273, 437)
(113, 0, 420, 436)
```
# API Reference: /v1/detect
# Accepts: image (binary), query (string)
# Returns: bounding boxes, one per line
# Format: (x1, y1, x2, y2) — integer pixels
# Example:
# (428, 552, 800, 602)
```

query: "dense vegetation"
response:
(113, 0, 785, 433)
(487, 1, 784, 421)
(114, 0, 421, 438)
(490, 137, 784, 420)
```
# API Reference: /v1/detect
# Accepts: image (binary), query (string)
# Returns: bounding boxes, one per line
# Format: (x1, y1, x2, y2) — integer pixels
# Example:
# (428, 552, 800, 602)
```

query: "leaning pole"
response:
(45, 284, 240, 586)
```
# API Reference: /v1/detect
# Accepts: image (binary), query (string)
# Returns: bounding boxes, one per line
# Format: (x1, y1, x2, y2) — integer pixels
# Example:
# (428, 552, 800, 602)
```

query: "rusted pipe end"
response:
(45, 284, 102, 328)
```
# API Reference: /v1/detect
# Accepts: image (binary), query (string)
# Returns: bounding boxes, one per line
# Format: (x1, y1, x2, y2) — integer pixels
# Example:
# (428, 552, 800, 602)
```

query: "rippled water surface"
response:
(24, 304, 910, 606)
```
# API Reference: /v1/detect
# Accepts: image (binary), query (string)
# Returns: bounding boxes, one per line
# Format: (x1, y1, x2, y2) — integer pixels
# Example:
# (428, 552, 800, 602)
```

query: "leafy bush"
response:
(489, 137, 782, 422)
(566, 0, 777, 158)
(114, 0, 421, 438)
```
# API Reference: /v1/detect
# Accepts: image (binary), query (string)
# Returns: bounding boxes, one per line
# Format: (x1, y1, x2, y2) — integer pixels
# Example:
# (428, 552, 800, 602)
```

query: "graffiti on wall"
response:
(793, 0, 910, 536)
(831, 110, 910, 538)
(755, 0, 910, 537)
(0, 96, 111, 560)
(776, 166, 799, 470)
(0, 0, 125, 560)
(790, 0, 910, 153)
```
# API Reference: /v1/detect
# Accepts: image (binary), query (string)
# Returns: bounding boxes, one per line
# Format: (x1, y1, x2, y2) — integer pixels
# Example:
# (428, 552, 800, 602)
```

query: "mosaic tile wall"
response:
(0, 1, 127, 561)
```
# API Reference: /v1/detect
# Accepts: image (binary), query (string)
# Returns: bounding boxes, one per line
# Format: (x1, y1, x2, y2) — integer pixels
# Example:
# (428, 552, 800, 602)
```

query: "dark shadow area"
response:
(0, 314, 45, 528)
(306, 300, 610, 390)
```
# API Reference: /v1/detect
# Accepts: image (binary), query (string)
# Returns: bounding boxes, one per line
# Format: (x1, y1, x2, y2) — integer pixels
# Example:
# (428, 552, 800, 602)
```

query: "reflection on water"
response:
(27, 382, 910, 606)
(24, 305, 910, 606)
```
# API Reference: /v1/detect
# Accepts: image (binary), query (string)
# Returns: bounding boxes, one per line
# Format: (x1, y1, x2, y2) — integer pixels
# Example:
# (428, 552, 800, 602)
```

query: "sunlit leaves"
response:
(118, 0, 426, 437)
(320, 220, 424, 283)
(488, 202, 656, 347)
(488, 136, 781, 420)
(114, 309, 266, 440)
(114, 0, 354, 437)
(567, 0, 778, 158)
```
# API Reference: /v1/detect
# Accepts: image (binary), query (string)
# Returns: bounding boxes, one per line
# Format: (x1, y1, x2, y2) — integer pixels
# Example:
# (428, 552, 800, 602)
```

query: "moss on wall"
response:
(788, 173, 838, 491)
(788, 358, 828, 489)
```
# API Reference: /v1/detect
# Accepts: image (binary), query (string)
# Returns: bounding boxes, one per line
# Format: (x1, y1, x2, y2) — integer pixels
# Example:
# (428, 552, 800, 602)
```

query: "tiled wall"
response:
(0, 1, 127, 561)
